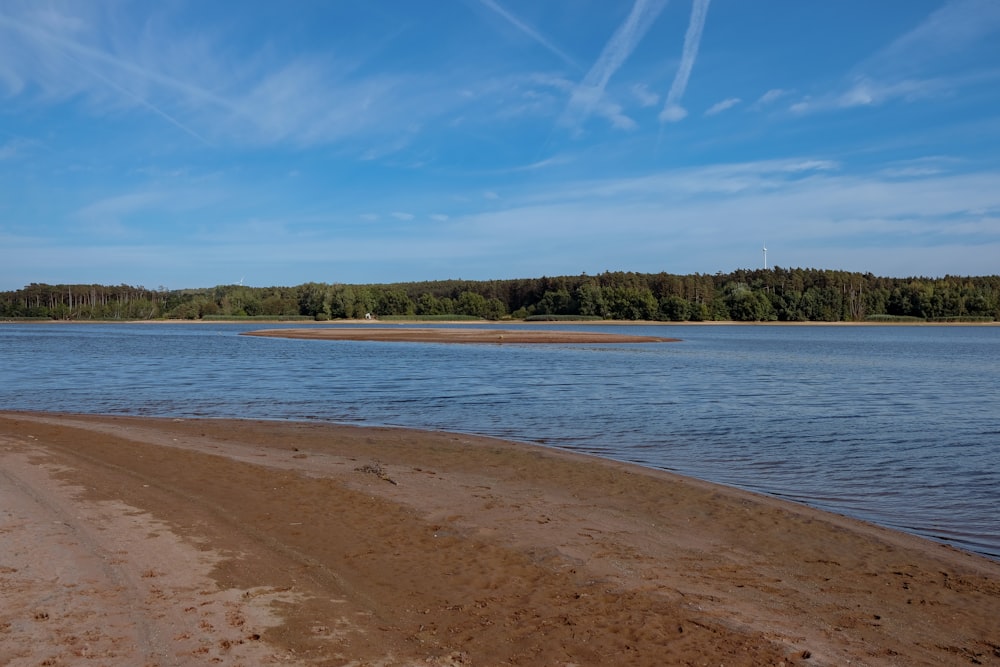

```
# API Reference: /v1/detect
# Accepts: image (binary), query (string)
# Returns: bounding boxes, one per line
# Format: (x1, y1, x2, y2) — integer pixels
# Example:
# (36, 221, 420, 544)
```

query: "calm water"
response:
(2, 322, 998, 559)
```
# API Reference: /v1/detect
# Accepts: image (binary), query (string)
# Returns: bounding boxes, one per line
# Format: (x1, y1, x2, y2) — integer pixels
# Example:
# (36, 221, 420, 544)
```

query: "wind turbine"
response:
(762, 243, 768, 270)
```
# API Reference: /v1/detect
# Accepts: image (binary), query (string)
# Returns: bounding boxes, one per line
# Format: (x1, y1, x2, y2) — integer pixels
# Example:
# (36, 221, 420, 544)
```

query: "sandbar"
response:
(242, 327, 680, 344)
(1, 412, 998, 666)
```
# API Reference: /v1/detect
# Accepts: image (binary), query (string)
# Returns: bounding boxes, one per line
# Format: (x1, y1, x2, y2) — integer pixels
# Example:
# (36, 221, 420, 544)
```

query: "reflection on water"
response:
(2, 322, 998, 559)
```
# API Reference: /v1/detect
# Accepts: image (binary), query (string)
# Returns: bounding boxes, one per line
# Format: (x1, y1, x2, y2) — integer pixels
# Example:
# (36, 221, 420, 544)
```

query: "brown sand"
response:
(241, 327, 679, 344)
(1, 413, 998, 666)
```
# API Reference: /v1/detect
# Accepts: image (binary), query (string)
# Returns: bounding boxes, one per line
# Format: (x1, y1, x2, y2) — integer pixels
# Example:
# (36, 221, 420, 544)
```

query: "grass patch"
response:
(378, 314, 485, 322)
(928, 316, 995, 323)
(864, 314, 926, 323)
(200, 315, 314, 321)
(524, 314, 605, 322)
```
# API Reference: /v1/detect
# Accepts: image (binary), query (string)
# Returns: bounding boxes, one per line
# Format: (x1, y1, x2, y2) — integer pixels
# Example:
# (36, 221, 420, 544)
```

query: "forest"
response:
(2, 268, 998, 323)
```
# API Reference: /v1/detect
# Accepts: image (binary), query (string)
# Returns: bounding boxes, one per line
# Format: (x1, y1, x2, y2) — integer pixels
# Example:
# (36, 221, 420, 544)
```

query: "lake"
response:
(2, 321, 998, 560)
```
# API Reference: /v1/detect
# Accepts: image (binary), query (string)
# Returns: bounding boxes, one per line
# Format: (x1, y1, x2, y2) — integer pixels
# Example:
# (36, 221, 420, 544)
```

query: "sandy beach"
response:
(2, 412, 998, 666)
(241, 327, 680, 344)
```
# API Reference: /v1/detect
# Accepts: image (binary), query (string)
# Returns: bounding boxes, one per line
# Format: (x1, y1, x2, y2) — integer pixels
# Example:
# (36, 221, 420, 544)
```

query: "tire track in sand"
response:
(0, 436, 304, 667)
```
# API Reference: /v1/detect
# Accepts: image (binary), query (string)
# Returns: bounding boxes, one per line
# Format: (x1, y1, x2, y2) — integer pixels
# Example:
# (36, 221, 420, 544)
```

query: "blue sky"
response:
(2, 0, 999, 290)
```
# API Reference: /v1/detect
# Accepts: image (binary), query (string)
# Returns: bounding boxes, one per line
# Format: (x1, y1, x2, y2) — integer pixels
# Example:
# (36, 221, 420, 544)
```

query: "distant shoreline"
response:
(3, 317, 997, 326)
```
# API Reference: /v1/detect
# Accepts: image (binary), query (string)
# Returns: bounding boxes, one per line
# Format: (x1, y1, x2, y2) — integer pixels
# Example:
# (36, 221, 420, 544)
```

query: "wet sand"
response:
(241, 327, 679, 344)
(1, 412, 998, 666)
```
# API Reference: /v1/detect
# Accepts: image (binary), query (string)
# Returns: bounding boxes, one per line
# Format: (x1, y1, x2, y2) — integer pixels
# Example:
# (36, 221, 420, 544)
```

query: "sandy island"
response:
(241, 327, 680, 344)
(2, 413, 998, 666)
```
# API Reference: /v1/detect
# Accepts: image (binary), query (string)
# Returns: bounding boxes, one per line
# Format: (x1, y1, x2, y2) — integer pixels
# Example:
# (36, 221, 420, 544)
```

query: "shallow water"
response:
(2, 322, 998, 559)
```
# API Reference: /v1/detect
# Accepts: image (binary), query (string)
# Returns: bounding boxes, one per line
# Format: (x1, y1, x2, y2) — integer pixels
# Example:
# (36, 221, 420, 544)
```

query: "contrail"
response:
(660, 0, 711, 122)
(479, 0, 579, 69)
(70, 53, 214, 147)
(564, 0, 668, 128)
(0, 13, 235, 113)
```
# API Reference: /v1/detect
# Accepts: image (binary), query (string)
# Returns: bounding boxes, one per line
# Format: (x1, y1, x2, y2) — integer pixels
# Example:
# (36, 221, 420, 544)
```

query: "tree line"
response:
(2, 268, 998, 322)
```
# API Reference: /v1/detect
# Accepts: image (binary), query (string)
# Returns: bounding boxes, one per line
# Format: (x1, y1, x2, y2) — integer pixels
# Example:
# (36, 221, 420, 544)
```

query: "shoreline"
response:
(2, 411, 998, 665)
(3, 317, 997, 327)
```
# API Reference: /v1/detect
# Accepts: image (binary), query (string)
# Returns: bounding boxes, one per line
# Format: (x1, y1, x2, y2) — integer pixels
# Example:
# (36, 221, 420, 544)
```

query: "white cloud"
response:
(391, 212, 415, 221)
(660, 104, 687, 123)
(788, 99, 811, 114)
(838, 77, 942, 108)
(7, 157, 999, 286)
(791, 77, 947, 114)
(430, 214, 450, 222)
(752, 88, 787, 109)
(631, 83, 659, 107)
(704, 97, 741, 116)
(483, 191, 500, 200)
(443, 158, 1000, 276)
(877, 156, 958, 179)
(494, 155, 572, 173)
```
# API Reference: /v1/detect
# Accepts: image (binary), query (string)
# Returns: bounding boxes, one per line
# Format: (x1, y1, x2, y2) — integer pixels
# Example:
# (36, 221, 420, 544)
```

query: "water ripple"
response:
(1, 322, 998, 559)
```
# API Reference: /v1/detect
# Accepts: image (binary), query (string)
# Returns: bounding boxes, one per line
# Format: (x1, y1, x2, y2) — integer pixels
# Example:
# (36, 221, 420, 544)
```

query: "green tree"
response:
(576, 282, 606, 318)
(658, 295, 691, 321)
(377, 288, 414, 316)
(482, 298, 507, 320)
(298, 283, 331, 319)
(605, 286, 658, 320)
(535, 289, 576, 315)
(457, 291, 487, 317)
(415, 293, 444, 316)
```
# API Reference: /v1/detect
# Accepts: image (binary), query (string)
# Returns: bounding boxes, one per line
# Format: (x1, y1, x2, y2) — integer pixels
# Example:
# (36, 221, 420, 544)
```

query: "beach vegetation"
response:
(380, 314, 482, 322)
(524, 314, 604, 321)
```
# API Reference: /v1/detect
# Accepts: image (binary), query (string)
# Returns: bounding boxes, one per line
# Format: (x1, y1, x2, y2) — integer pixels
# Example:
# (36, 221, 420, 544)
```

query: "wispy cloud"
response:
(391, 212, 415, 221)
(68, 51, 214, 146)
(75, 192, 165, 224)
(70, 191, 167, 239)
(660, 0, 712, 123)
(632, 83, 659, 107)
(862, 0, 1000, 79)
(0, 138, 32, 160)
(529, 158, 841, 202)
(751, 88, 787, 109)
(478, 154, 573, 175)
(478, 0, 579, 69)
(0, 5, 489, 154)
(705, 97, 740, 116)
(790, 75, 957, 115)
(791, 0, 1000, 116)
(877, 156, 959, 179)
(0, 9, 233, 113)
(450, 159, 1000, 275)
(563, 0, 667, 131)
